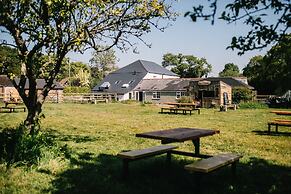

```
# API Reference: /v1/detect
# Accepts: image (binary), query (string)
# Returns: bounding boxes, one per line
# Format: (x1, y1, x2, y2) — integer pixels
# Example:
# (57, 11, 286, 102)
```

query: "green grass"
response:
(0, 102, 291, 194)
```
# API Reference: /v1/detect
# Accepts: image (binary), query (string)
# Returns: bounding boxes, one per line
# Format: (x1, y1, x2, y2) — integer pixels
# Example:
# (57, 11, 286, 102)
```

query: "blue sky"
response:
(69, 0, 271, 76)
(0, 1, 274, 76)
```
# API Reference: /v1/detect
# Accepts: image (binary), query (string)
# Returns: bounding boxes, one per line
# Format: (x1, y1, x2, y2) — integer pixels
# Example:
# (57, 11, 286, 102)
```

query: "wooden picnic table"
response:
(4, 101, 22, 107)
(270, 110, 291, 116)
(163, 102, 198, 108)
(136, 128, 220, 158)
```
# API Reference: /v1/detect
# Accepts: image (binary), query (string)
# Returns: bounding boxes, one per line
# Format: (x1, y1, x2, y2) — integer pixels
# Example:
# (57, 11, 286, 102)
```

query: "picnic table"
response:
(1, 101, 26, 113)
(268, 110, 291, 133)
(163, 102, 198, 109)
(136, 128, 220, 158)
(270, 110, 291, 116)
(4, 101, 22, 107)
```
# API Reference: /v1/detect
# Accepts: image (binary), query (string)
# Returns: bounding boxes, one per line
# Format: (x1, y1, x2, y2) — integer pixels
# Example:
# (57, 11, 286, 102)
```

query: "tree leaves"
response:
(185, 0, 290, 54)
(162, 53, 212, 78)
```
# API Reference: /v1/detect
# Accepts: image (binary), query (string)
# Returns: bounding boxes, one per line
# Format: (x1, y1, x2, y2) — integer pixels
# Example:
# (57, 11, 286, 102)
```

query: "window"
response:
(176, 91, 185, 99)
(152, 92, 160, 99)
(115, 80, 121, 84)
(128, 80, 135, 84)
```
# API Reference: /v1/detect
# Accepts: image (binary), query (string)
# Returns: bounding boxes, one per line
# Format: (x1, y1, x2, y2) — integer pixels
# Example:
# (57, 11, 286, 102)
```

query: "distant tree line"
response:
(0, 45, 118, 91)
(243, 34, 291, 95)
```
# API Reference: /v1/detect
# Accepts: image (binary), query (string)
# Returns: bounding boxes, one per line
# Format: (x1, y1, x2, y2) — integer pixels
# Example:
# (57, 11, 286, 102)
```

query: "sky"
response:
(68, 0, 271, 76)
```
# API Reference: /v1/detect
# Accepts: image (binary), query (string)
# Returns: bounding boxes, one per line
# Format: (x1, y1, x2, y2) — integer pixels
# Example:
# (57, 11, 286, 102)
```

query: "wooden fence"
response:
(255, 95, 276, 102)
(63, 93, 117, 104)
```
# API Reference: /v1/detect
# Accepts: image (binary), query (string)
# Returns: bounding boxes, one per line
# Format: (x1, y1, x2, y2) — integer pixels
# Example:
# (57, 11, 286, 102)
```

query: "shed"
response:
(0, 75, 63, 103)
(188, 80, 232, 108)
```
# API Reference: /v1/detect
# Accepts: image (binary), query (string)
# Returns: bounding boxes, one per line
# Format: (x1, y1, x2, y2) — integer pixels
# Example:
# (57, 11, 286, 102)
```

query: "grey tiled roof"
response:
(134, 78, 202, 91)
(0, 75, 63, 89)
(0, 75, 14, 87)
(92, 60, 178, 94)
(92, 71, 146, 94)
(113, 60, 178, 76)
(204, 77, 254, 89)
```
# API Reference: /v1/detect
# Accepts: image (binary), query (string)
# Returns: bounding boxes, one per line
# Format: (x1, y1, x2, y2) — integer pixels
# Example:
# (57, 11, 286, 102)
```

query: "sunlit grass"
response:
(0, 102, 290, 193)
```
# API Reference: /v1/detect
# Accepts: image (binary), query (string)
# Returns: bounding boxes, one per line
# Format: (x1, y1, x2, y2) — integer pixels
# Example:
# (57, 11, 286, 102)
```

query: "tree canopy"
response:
(89, 46, 118, 87)
(162, 53, 212, 78)
(243, 34, 291, 94)
(0, 45, 21, 76)
(219, 63, 240, 77)
(185, 0, 290, 55)
(0, 0, 174, 132)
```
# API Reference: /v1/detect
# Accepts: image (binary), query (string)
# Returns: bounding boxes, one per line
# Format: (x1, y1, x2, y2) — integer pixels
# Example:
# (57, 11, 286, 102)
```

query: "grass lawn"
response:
(0, 102, 290, 194)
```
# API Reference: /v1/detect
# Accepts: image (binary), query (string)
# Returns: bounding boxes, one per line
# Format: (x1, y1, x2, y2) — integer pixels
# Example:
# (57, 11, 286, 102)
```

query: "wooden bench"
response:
(118, 145, 178, 176)
(184, 153, 242, 175)
(268, 120, 291, 133)
(161, 107, 200, 115)
(1, 106, 26, 113)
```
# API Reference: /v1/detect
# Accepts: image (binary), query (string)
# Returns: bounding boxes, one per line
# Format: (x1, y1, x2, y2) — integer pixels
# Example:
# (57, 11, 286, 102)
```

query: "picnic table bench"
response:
(1, 106, 26, 113)
(184, 153, 242, 175)
(268, 110, 291, 133)
(268, 120, 291, 133)
(118, 145, 178, 176)
(160, 106, 200, 115)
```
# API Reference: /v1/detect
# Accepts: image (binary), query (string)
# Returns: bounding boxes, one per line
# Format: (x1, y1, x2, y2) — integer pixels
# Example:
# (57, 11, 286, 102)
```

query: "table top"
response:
(270, 110, 291, 115)
(136, 128, 219, 142)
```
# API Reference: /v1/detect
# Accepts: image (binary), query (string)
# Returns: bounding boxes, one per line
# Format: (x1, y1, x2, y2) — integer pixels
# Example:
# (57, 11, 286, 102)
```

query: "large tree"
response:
(89, 46, 118, 87)
(219, 63, 240, 77)
(0, 0, 174, 133)
(162, 53, 212, 78)
(243, 34, 291, 94)
(185, 0, 290, 55)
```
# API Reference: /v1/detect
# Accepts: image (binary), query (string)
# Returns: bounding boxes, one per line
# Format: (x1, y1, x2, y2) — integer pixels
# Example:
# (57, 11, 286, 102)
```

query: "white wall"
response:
(143, 73, 179, 79)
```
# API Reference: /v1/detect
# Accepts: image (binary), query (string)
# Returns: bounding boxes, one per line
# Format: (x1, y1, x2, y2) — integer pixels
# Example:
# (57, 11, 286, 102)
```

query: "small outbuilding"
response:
(188, 80, 232, 108)
(0, 75, 63, 103)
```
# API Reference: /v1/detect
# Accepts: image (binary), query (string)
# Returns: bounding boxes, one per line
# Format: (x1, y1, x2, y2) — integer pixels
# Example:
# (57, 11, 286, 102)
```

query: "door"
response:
(139, 92, 143, 102)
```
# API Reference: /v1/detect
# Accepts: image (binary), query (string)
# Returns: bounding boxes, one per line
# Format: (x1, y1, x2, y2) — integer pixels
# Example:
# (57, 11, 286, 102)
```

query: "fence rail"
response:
(63, 93, 117, 103)
(255, 95, 276, 102)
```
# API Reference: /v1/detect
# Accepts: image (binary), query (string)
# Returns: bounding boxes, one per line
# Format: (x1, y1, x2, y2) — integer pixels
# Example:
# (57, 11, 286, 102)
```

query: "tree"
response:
(0, 45, 21, 76)
(162, 53, 212, 78)
(0, 0, 174, 133)
(219, 63, 240, 77)
(243, 34, 291, 94)
(185, 0, 290, 55)
(89, 46, 118, 88)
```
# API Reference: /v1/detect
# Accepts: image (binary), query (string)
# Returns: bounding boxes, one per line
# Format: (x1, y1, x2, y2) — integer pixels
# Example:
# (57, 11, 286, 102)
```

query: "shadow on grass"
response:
(43, 128, 99, 143)
(252, 129, 291, 137)
(49, 152, 291, 194)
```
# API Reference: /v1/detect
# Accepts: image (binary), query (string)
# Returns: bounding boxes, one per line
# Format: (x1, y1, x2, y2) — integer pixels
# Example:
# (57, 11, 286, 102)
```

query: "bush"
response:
(0, 124, 64, 166)
(63, 86, 91, 93)
(177, 96, 193, 103)
(232, 88, 253, 103)
(239, 102, 268, 109)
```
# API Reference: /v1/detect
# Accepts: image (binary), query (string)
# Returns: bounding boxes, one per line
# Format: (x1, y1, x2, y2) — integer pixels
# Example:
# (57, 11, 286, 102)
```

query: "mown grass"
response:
(0, 102, 290, 194)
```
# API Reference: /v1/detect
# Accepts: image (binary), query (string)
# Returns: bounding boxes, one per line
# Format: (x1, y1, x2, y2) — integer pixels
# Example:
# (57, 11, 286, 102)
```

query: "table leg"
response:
(192, 138, 200, 155)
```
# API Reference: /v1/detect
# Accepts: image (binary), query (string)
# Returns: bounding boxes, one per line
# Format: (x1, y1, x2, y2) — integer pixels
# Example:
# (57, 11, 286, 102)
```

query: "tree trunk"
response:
(25, 100, 43, 136)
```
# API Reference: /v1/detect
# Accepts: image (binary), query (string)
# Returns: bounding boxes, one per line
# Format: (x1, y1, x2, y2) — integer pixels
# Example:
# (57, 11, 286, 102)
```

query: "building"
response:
(134, 78, 201, 103)
(0, 75, 63, 102)
(92, 60, 179, 101)
(188, 80, 232, 108)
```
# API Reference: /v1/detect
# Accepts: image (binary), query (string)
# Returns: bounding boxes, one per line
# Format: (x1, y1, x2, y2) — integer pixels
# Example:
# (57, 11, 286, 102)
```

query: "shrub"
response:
(0, 124, 64, 166)
(232, 88, 253, 103)
(239, 102, 268, 109)
(63, 86, 91, 93)
(177, 96, 193, 103)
